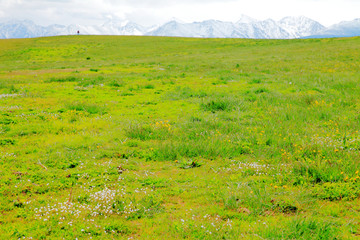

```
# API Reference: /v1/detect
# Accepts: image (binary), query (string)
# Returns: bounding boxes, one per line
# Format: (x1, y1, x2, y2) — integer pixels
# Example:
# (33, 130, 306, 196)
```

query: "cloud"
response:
(104, 0, 236, 7)
(0, 0, 359, 27)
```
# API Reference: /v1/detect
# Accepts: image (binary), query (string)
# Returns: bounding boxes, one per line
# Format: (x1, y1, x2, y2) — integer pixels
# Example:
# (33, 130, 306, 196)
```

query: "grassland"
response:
(0, 35, 360, 239)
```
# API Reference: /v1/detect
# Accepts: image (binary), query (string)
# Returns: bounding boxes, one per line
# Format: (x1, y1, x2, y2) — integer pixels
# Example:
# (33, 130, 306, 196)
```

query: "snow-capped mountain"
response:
(0, 19, 152, 38)
(279, 16, 325, 38)
(305, 19, 360, 38)
(100, 20, 149, 36)
(0, 20, 49, 38)
(149, 16, 325, 39)
(148, 20, 240, 38)
(236, 18, 293, 39)
(0, 16, 358, 39)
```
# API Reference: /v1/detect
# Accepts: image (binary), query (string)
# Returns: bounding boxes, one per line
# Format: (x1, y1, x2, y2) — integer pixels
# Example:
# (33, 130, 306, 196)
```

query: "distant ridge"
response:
(0, 16, 359, 39)
(303, 19, 360, 38)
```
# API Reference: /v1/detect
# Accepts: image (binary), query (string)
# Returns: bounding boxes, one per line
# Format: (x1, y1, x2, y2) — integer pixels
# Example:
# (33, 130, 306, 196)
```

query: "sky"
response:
(0, 0, 359, 27)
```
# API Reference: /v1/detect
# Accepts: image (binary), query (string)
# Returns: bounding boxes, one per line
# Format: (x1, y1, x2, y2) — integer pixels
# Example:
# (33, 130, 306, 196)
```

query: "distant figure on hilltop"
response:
(77, 30, 80, 35)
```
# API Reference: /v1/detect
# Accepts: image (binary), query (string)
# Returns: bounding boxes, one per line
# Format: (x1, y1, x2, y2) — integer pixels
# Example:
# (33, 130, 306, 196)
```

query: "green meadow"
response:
(1, 35, 360, 239)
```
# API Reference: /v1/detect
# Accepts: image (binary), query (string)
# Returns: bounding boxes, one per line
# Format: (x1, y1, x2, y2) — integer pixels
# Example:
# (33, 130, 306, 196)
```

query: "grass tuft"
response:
(65, 102, 107, 115)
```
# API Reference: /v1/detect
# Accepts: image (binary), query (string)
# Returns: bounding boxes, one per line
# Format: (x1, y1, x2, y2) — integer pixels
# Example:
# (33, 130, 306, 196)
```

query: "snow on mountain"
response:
(149, 20, 239, 38)
(0, 16, 358, 39)
(236, 14, 257, 24)
(243, 19, 292, 39)
(0, 20, 46, 38)
(0, 19, 151, 38)
(117, 22, 149, 36)
(191, 20, 238, 38)
(305, 19, 360, 38)
(233, 16, 325, 39)
(148, 21, 193, 37)
(279, 16, 325, 38)
(148, 16, 326, 39)
(100, 20, 148, 35)
(62, 21, 151, 36)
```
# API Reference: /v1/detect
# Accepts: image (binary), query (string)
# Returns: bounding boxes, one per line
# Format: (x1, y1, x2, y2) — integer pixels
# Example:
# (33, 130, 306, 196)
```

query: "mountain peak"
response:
(279, 16, 318, 25)
(237, 14, 257, 24)
(281, 16, 309, 21)
(166, 17, 186, 24)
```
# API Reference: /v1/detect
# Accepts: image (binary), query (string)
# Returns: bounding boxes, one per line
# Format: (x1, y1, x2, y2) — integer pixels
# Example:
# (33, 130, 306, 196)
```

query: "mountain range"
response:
(0, 16, 359, 39)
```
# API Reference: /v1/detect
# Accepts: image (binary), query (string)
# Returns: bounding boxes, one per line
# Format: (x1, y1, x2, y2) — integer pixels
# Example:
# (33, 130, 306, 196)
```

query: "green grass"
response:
(1, 35, 360, 239)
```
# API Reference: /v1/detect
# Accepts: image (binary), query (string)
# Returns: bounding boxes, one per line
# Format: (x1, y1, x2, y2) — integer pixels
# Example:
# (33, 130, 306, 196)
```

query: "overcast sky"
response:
(0, 0, 359, 27)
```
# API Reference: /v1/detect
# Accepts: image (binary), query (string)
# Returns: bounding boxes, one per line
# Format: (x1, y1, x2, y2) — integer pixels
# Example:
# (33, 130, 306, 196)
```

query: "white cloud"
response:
(0, 0, 359, 27)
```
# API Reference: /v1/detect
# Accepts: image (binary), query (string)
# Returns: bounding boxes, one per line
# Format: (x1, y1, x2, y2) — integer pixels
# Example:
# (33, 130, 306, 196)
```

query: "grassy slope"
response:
(0, 35, 360, 239)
